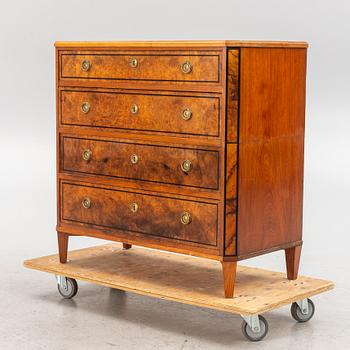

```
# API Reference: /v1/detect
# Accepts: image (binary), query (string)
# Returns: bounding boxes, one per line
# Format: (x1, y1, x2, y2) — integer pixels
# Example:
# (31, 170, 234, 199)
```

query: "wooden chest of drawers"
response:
(55, 40, 308, 297)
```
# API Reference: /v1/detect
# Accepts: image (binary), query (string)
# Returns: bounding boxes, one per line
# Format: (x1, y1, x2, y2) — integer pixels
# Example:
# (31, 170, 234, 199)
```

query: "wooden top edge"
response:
(54, 40, 309, 49)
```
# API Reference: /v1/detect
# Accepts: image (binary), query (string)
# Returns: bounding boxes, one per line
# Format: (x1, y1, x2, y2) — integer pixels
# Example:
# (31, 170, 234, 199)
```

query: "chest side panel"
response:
(237, 48, 307, 257)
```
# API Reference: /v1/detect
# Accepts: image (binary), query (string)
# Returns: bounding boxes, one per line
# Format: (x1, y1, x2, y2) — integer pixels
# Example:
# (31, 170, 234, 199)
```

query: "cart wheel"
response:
(291, 299, 315, 322)
(241, 315, 268, 342)
(57, 277, 78, 299)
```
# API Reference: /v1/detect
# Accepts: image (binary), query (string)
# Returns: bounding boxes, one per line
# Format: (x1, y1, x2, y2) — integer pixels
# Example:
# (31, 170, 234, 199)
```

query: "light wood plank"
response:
(24, 244, 333, 315)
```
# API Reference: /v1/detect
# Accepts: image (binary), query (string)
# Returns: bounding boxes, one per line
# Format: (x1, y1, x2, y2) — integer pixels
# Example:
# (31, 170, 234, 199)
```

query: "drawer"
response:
(62, 137, 219, 190)
(61, 183, 218, 246)
(60, 90, 219, 137)
(60, 53, 220, 83)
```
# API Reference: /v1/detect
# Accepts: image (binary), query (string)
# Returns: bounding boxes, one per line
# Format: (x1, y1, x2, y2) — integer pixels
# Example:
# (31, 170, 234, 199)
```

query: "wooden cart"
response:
(24, 244, 334, 342)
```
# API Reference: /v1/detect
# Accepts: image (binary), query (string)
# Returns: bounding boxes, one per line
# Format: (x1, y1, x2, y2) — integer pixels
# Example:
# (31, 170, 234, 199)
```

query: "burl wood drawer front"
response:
(60, 90, 219, 137)
(61, 183, 218, 246)
(60, 53, 220, 83)
(62, 137, 219, 190)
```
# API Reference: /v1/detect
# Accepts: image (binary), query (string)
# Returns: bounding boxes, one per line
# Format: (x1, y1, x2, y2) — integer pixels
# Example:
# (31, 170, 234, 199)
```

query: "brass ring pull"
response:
(130, 154, 139, 164)
(182, 108, 192, 121)
(82, 149, 92, 161)
(131, 103, 139, 114)
(180, 211, 192, 225)
(81, 102, 90, 114)
(82, 197, 91, 209)
(81, 60, 91, 72)
(181, 61, 192, 74)
(130, 202, 139, 213)
(181, 160, 192, 173)
(130, 57, 138, 68)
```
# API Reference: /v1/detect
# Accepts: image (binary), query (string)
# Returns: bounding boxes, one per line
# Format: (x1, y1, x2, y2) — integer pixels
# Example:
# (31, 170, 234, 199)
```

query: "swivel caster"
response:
(56, 275, 78, 299)
(291, 298, 315, 322)
(241, 315, 269, 342)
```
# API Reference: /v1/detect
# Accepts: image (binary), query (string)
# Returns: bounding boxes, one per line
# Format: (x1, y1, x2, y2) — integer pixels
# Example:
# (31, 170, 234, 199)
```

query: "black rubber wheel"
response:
(291, 299, 315, 322)
(241, 315, 269, 342)
(57, 277, 78, 299)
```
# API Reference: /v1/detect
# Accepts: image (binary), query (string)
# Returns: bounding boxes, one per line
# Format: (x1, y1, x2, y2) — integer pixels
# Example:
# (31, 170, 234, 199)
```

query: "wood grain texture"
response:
(57, 223, 221, 259)
(59, 123, 223, 148)
(61, 182, 218, 246)
(237, 48, 307, 257)
(226, 49, 239, 142)
(24, 244, 333, 315)
(58, 78, 224, 94)
(58, 172, 222, 201)
(60, 90, 220, 137)
(224, 144, 237, 255)
(55, 40, 308, 48)
(57, 175, 224, 259)
(55, 42, 308, 293)
(57, 232, 69, 263)
(61, 52, 220, 82)
(221, 261, 237, 298)
(62, 136, 219, 190)
(285, 245, 302, 280)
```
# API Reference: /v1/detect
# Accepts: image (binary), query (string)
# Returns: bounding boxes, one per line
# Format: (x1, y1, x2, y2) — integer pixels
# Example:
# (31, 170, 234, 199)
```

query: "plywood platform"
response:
(24, 244, 334, 316)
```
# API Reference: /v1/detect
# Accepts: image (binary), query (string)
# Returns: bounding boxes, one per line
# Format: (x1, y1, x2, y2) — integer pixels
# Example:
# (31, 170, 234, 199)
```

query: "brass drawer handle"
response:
(181, 160, 192, 173)
(131, 103, 139, 114)
(81, 60, 91, 72)
(180, 211, 192, 225)
(130, 154, 139, 164)
(181, 61, 192, 74)
(82, 149, 92, 161)
(182, 108, 192, 121)
(81, 102, 91, 114)
(130, 202, 139, 213)
(130, 57, 138, 68)
(82, 197, 91, 209)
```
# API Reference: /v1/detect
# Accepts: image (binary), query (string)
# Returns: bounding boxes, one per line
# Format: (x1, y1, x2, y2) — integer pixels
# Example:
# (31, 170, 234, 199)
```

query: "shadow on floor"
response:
(31, 281, 309, 346)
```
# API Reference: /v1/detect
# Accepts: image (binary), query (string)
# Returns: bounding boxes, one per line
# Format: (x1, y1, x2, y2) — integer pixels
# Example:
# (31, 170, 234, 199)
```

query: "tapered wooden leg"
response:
(221, 261, 237, 298)
(123, 243, 132, 250)
(285, 245, 302, 280)
(57, 232, 69, 263)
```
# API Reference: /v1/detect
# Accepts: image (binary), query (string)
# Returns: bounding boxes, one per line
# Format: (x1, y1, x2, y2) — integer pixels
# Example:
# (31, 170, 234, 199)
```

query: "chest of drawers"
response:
(55, 40, 308, 297)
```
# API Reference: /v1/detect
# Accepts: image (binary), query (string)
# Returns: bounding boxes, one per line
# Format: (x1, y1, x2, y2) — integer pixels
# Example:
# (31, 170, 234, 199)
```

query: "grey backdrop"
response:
(1, 1, 349, 349)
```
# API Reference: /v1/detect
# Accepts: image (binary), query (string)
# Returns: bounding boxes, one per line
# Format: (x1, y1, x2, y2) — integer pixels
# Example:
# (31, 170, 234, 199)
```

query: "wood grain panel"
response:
(61, 90, 219, 137)
(61, 183, 218, 246)
(226, 49, 239, 142)
(61, 52, 220, 82)
(237, 48, 307, 257)
(62, 136, 219, 189)
(224, 144, 237, 255)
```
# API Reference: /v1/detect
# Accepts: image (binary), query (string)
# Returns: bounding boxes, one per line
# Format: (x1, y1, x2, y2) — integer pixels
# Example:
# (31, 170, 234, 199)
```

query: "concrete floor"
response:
(1, 250, 348, 350)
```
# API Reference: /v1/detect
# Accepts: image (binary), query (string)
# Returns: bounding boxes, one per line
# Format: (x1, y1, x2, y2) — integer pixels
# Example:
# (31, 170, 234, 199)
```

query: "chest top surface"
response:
(55, 40, 308, 48)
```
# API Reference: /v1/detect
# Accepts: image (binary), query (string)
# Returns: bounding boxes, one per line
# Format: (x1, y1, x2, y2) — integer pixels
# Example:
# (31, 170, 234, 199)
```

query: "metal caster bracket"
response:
(241, 315, 261, 333)
(296, 298, 309, 315)
(56, 275, 68, 292)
